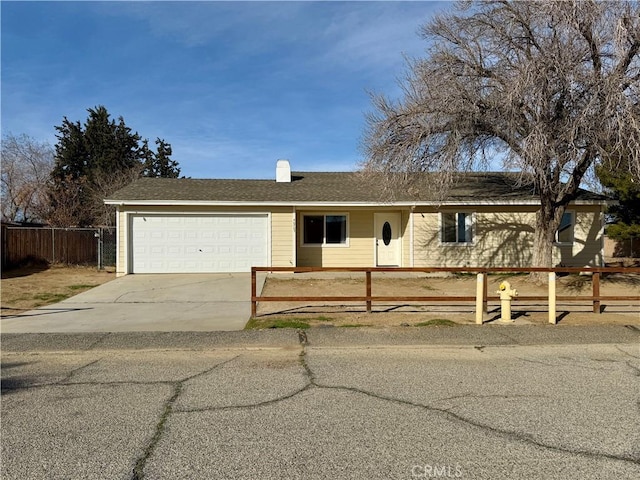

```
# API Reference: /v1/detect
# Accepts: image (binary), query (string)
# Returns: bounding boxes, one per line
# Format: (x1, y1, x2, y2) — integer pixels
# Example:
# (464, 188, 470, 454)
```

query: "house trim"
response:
(115, 206, 121, 276)
(106, 199, 609, 207)
(292, 206, 297, 267)
(409, 207, 415, 267)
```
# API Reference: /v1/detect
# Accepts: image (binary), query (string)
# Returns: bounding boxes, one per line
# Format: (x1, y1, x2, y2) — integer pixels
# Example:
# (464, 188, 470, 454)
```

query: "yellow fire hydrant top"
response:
(497, 281, 518, 300)
(497, 280, 518, 322)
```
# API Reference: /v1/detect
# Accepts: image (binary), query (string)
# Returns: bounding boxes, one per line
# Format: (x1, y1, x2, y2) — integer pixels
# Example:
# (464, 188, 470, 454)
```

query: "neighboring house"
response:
(105, 160, 609, 275)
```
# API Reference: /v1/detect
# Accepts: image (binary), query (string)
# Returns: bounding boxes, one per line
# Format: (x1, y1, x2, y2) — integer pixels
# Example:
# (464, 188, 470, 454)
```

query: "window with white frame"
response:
(441, 212, 473, 244)
(303, 214, 347, 245)
(555, 211, 574, 244)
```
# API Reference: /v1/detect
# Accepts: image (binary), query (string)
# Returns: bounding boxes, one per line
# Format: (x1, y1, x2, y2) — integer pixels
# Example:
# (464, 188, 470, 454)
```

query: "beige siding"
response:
(560, 206, 603, 267)
(402, 210, 411, 267)
(412, 207, 489, 268)
(412, 205, 604, 268)
(295, 208, 413, 267)
(604, 236, 640, 258)
(271, 209, 295, 267)
(115, 203, 604, 272)
(117, 209, 127, 276)
(296, 210, 374, 267)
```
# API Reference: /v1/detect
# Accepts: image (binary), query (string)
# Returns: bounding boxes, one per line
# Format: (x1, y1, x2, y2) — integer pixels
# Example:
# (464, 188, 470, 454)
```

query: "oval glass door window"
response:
(382, 221, 392, 246)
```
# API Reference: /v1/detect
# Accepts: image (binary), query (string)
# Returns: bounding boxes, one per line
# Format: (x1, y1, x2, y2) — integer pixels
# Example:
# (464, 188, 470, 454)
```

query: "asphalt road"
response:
(2, 326, 639, 479)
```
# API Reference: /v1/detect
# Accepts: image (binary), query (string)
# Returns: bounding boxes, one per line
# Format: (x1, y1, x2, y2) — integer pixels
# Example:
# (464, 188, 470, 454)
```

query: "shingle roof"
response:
(105, 171, 608, 204)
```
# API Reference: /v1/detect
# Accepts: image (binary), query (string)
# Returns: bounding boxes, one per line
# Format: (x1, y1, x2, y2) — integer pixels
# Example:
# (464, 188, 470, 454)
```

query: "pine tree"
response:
(49, 106, 180, 226)
(598, 167, 640, 241)
(142, 138, 181, 178)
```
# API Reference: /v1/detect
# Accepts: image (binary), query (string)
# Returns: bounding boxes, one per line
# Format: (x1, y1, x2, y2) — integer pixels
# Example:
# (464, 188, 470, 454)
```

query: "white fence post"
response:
(475, 273, 484, 324)
(548, 272, 556, 324)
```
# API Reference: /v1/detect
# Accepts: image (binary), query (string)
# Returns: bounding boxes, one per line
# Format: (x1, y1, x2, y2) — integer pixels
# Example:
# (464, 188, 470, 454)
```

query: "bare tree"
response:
(45, 167, 141, 228)
(1, 133, 54, 223)
(362, 0, 640, 268)
(88, 166, 142, 226)
(45, 174, 89, 228)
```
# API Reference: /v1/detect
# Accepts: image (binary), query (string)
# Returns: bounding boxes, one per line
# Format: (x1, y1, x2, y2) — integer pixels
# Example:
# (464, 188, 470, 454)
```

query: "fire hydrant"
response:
(497, 281, 518, 323)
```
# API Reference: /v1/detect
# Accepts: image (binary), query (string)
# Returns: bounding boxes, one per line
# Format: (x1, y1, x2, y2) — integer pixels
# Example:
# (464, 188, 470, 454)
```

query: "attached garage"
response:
(106, 165, 609, 277)
(130, 214, 269, 273)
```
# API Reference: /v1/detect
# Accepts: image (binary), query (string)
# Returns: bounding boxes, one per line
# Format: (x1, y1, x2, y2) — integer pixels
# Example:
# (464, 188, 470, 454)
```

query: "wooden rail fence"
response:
(251, 266, 640, 324)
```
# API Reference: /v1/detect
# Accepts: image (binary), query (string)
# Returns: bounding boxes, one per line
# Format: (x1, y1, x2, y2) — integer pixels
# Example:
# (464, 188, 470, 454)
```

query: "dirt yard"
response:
(255, 273, 640, 327)
(1, 264, 116, 316)
(2, 267, 637, 326)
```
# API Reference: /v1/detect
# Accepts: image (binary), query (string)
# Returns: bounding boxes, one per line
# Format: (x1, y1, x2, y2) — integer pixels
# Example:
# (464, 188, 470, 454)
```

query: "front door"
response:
(374, 212, 401, 266)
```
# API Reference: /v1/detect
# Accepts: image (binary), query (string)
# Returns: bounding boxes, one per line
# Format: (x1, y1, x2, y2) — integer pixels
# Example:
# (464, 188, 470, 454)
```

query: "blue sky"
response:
(2, 1, 449, 179)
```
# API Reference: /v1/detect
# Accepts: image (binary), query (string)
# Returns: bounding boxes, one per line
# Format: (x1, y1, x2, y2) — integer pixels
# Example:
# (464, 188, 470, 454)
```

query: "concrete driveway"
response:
(0, 273, 266, 333)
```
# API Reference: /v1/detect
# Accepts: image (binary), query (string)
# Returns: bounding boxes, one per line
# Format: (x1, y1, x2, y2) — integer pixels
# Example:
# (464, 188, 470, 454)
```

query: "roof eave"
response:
(104, 199, 609, 207)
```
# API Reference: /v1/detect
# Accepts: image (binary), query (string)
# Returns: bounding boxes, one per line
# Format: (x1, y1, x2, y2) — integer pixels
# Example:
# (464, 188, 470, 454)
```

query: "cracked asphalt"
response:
(2, 326, 639, 479)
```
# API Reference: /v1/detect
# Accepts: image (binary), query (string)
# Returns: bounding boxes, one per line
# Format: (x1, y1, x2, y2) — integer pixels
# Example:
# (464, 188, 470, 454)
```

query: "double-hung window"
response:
(303, 214, 348, 245)
(555, 211, 574, 244)
(441, 212, 473, 244)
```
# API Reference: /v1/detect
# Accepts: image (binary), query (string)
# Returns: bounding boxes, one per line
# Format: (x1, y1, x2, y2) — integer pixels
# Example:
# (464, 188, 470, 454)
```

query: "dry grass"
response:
(1, 264, 115, 316)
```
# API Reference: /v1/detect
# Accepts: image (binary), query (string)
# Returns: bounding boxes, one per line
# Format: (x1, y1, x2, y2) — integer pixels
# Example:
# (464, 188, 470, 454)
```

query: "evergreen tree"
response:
(83, 106, 141, 176)
(52, 119, 87, 180)
(598, 167, 640, 241)
(142, 138, 181, 178)
(49, 106, 180, 226)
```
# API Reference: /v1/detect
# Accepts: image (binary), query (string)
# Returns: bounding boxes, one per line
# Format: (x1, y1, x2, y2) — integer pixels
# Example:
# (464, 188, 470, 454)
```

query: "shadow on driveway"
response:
(0, 273, 266, 333)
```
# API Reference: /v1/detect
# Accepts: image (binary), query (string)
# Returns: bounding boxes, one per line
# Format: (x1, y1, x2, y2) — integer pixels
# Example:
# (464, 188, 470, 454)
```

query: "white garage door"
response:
(131, 214, 268, 273)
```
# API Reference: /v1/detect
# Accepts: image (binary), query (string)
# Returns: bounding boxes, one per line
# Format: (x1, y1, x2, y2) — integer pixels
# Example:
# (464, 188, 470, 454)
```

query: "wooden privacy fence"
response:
(1, 226, 103, 269)
(251, 266, 640, 324)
